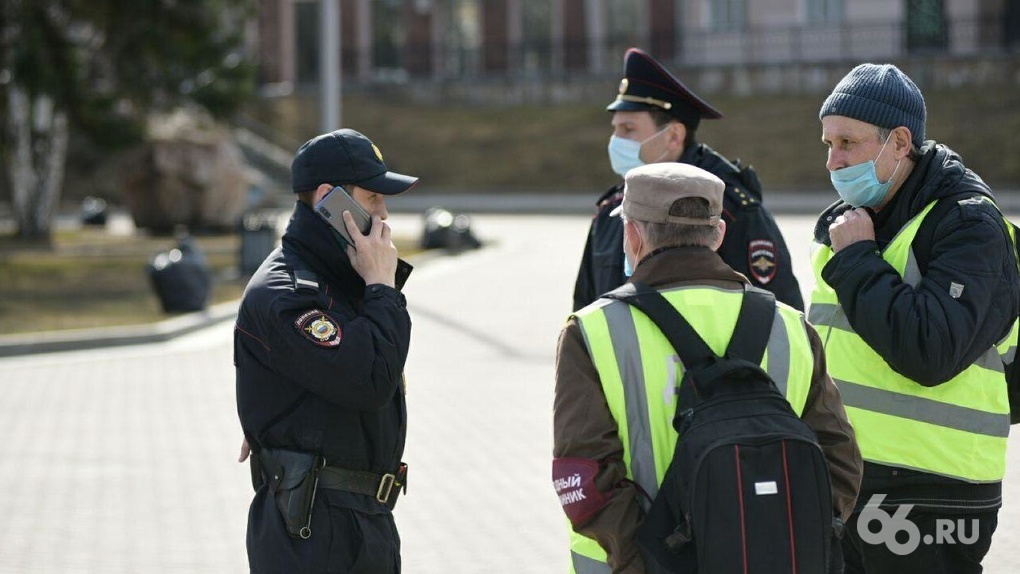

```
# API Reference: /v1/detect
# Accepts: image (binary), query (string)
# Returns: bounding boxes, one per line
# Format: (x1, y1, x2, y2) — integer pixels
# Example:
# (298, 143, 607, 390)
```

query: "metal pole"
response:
(320, 0, 341, 131)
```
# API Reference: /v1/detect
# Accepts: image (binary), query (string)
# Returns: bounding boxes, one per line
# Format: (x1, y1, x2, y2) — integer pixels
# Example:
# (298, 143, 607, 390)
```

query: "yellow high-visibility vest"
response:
(808, 198, 1014, 484)
(567, 286, 815, 573)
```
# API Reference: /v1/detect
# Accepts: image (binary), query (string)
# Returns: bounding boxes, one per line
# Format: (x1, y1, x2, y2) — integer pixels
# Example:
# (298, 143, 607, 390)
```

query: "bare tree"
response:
(0, 0, 255, 243)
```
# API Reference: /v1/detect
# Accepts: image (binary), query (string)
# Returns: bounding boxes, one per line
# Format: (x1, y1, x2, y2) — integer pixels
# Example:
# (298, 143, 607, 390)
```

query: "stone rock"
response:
(121, 108, 251, 234)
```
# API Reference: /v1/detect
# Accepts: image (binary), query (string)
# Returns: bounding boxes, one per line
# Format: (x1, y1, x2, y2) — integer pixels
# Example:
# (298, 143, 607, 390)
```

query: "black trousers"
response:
(247, 488, 401, 573)
(842, 508, 997, 574)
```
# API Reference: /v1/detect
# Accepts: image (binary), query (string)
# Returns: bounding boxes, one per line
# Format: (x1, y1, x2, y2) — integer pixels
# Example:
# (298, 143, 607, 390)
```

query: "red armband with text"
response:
(553, 457, 612, 528)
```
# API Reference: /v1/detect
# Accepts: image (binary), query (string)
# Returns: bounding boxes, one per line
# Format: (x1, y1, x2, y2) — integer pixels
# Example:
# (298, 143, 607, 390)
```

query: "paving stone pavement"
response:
(1, 214, 1019, 573)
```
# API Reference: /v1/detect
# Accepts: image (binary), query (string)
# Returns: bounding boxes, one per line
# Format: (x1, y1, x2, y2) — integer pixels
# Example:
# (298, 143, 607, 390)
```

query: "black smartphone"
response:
(314, 186, 372, 248)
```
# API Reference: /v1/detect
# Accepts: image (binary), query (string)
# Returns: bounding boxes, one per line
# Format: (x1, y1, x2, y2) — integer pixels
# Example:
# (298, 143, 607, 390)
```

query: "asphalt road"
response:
(1, 213, 1018, 573)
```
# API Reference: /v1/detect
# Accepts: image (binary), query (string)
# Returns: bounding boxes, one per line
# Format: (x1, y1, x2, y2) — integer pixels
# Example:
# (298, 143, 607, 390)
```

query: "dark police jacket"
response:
(572, 143, 804, 312)
(235, 201, 410, 477)
(814, 142, 1020, 512)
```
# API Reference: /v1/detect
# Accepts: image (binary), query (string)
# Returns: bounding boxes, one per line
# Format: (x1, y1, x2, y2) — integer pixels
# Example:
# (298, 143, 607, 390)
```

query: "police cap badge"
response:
(606, 48, 723, 129)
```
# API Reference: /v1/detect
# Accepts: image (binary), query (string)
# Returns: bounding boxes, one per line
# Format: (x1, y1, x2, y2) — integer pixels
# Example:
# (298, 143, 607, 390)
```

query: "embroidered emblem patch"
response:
(748, 239, 778, 285)
(294, 310, 342, 347)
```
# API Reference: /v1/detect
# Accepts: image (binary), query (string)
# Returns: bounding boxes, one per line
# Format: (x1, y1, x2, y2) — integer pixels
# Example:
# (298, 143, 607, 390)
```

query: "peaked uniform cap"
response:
(606, 48, 723, 129)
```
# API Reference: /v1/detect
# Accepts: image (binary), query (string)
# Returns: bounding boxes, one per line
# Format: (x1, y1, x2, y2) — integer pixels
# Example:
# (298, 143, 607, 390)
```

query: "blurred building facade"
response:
(255, 0, 1020, 95)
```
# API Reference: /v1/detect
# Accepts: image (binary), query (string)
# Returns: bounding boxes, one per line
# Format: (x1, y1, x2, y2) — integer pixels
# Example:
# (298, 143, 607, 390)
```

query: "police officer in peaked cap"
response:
(572, 47, 803, 311)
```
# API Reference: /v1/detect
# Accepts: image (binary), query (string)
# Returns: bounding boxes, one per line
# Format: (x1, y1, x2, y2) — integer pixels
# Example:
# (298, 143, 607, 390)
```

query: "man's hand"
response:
(344, 211, 398, 288)
(238, 437, 251, 463)
(829, 208, 875, 253)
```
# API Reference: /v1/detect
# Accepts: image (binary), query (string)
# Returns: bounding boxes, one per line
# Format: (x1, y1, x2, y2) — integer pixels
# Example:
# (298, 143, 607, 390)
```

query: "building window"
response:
(295, 1, 320, 85)
(444, 0, 481, 77)
(709, 0, 746, 32)
(906, 0, 947, 53)
(1008, 0, 1020, 50)
(521, 1, 553, 75)
(806, 0, 842, 24)
(374, 0, 405, 74)
(606, 0, 642, 58)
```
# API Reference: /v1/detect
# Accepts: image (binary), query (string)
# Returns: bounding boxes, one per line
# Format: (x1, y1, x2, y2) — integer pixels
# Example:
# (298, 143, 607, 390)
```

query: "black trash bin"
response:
(421, 207, 482, 251)
(239, 212, 278, 275)
(81, 196, 108, 226)
(148, 235, 212, 313)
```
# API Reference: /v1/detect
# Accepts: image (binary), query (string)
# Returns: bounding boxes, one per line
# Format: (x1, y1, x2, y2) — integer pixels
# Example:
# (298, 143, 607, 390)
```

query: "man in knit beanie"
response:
(808, 63, 1019, 573)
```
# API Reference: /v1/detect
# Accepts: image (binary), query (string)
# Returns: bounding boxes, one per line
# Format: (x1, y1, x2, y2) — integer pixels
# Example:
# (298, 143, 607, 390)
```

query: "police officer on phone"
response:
(235, 129, 417, 573)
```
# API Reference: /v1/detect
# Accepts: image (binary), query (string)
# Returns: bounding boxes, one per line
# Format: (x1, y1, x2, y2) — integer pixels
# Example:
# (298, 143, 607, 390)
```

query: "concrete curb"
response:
(0, 300, 240, 358)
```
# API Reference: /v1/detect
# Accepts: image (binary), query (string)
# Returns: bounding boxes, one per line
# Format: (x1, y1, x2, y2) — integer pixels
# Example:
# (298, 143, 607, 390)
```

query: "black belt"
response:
(318, 463, 408, 507)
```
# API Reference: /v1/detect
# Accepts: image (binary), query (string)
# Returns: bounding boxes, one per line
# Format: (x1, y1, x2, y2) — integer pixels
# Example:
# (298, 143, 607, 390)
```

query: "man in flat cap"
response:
(809, 63, 1018, 573)
(554, 162, 861, 573)
(572, 47, 803, 313)
(236, 129, 416, 573)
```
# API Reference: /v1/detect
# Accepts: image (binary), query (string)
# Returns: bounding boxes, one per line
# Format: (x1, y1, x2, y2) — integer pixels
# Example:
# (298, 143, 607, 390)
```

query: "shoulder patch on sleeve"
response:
(294, 309, 342, 347)
(748, 239, 778, 285)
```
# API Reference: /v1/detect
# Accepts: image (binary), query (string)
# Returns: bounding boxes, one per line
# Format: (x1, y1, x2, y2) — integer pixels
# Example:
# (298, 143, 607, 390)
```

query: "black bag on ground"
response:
(606, 283, 833, 573)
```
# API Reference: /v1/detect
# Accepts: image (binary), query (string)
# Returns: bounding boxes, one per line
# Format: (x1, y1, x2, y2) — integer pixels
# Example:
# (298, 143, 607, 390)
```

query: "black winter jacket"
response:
(235, 201, 410, 473)
(573, 143, 804, 312)
(235, 201, 411, 573)
(813, 142, 1019, 512)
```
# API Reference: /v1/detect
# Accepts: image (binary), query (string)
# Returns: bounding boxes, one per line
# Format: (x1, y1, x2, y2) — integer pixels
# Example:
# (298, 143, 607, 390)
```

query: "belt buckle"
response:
(376, 473, 396, 504)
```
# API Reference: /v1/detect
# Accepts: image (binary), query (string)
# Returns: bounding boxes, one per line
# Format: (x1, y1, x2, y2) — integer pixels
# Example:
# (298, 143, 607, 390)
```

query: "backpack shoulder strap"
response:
(603, 282, 776, 365)
(604, 282, 715, 368)
(724, 287, 776, 364)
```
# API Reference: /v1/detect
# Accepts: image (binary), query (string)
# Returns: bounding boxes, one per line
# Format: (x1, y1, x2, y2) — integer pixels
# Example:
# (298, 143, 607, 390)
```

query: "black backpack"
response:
(913, 193, 1020, 424)
(606, 282, 834, 573)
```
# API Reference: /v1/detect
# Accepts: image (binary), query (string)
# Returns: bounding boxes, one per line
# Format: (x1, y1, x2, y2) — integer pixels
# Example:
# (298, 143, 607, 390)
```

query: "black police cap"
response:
(291, 129, 418, 195)
(606, 48, 723, 129)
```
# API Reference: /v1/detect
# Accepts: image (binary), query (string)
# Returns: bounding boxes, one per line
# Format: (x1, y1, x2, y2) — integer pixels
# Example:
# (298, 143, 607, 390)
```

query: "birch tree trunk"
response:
(6, 88, 69, 242)
(2, 0, 70, 244)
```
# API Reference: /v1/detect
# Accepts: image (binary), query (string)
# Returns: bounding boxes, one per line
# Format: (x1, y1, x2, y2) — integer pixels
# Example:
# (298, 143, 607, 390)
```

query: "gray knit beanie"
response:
(819, 63, 926, 148)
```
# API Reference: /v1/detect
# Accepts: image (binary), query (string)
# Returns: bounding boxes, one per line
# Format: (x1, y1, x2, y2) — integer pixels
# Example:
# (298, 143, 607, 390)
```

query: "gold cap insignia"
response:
(372, 143, 384, 162)
(618, 78, 629, 95)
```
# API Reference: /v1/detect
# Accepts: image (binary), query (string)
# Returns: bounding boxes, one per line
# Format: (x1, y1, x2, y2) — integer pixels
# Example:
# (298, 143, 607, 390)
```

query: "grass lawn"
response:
(252, 87, 1020, 193)
(0, 228, 248, 335)
(0, 224, 420, 336)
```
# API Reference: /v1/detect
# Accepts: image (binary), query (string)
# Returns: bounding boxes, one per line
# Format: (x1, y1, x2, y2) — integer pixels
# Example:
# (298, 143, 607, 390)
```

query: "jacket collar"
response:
(872, 142, 991, 240)
(813, 142, 991, 247)
(281, 201, 366, 298)
(628, 244, 748, 290)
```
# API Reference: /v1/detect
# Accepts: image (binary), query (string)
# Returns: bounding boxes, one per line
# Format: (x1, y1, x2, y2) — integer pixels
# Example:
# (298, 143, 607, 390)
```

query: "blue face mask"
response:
(829, 134, 902, 208)
(608, 127, 670, 177)
(623, 251, 634, 277)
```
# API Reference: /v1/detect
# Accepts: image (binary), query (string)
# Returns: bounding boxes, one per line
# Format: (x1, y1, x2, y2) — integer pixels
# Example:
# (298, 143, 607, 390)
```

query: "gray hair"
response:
(876, 126, 921, 161)
(629, 197, 721, 250)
